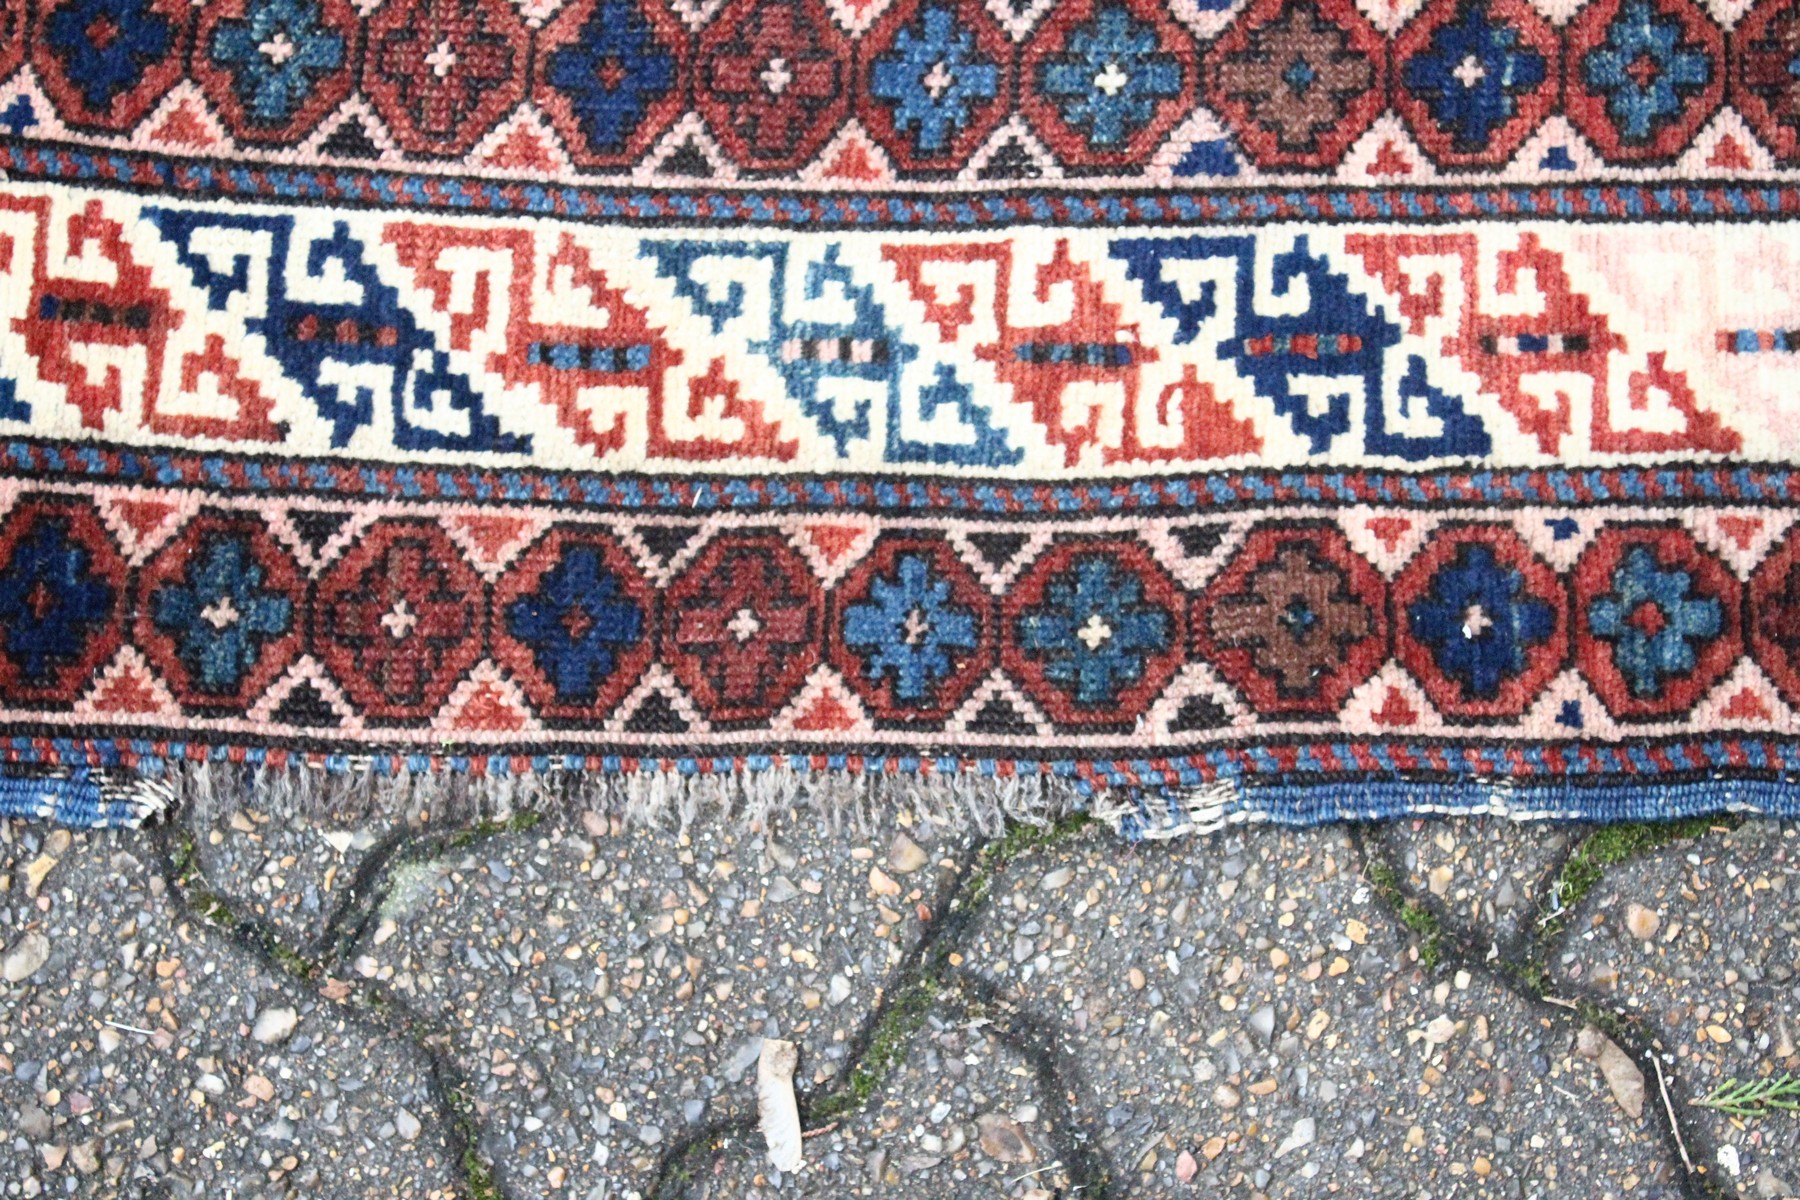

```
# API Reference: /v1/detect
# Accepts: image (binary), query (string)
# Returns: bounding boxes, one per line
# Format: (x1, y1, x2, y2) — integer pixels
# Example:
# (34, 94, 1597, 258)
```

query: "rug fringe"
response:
(14, 761, 1788, 838)
(84, 760, 1092, 837)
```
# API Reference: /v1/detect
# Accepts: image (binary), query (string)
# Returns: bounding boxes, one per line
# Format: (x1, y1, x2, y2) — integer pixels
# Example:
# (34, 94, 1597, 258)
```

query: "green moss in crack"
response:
(1539, 817, 1733, 943)
(959, 814, 1092, 913)
(444, 810, 544, 851)
(444, 1086, 502, 1200)
(810, 814, 1092, 1125)
(1363, 855, 1446, 971)
(811, 972, 942, 1124)
(166, 828, 319, 980)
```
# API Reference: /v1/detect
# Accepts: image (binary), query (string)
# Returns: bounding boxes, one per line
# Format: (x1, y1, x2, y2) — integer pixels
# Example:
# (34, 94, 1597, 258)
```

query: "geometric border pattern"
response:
(10, 0, 1800, 191)
(6, 477, 1800, 759)
(7, 139, 1800, 224)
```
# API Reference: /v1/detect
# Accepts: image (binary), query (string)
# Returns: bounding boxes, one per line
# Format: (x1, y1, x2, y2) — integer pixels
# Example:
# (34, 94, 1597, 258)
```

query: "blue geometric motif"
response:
(1171, 137, 1241, 177)
(1588, 545, 1722, 699)
(150, 533, 294, 694)
(207, 0, 347, 126)
(0, 375, 26, 423)
(1402, 0, 1547, 153)
(1406, 542, 1556, 699)
(148, 210, 526, 454)
(894, 365, 1022, 467)
(1581, 0, 1712, 145)
(868, 4, 1001, 156)
(1016, 554, 1171, 706)
(0, 96, 37, 135)
(0, 518, 115, 686)
(544, 0, 679, 155)
(1109, 235, 1491, 461)
(505, 546, 645, 705)
(44, 0, 175, 110)
(1036, 4, 1184, 148)
(842, 553, 981, 705)
(643, 240, 1015, 465)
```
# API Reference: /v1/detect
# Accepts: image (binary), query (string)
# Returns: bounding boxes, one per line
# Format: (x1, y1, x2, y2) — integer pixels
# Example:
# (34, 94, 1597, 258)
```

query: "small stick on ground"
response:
(1651, 1053, 1694, 1173)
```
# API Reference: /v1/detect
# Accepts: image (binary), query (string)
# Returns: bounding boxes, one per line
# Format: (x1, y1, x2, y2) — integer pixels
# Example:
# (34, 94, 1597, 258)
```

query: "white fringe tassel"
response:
(117, 759, 1098, 838)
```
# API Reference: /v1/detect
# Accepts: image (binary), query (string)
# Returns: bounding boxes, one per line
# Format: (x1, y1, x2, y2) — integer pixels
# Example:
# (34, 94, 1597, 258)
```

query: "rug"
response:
(1, 0, 1799, 835)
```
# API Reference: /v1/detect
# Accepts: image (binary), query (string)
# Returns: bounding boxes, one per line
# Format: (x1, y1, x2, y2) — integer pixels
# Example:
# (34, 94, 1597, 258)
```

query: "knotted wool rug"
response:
(1, 0, 1799, 836)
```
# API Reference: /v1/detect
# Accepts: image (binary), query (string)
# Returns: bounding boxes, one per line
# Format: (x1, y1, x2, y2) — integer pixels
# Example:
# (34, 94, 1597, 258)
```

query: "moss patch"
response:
(1362, 854, 1446, 971)
(1537, 817, 1732, 944)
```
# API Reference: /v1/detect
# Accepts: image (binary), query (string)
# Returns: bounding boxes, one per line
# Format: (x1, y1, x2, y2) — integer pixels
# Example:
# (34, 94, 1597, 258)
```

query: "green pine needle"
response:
(1695, 1073, 1800, 1119)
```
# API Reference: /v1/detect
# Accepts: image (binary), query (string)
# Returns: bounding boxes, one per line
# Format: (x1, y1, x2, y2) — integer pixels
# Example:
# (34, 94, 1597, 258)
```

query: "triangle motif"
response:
(75, 647, 180, 718)
(1692, 659, 1796, 730)
(441, 512, 553, 579)
(1339, 507, 1435, 577)
(607, 666, 707, 735)
(1339, 665, 1445, 735)
(1685, 509, 1795, 577)
(789, 518, 880, 585)
(93, 488, 198, 564)
(776, 667, 871, 734)
(249, 657, 362, 730)
(267, 506, 375, 574)
(947, 670, 1048, 737)
(435, 661, 542, 734)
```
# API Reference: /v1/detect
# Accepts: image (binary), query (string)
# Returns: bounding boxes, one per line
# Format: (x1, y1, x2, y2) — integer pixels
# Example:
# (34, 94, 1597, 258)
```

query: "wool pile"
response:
(0, 0, 1798, 833)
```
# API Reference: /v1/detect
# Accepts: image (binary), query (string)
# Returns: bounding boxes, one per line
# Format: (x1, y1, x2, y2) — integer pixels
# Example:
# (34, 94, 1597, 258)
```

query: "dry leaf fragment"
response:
(757, 1038, 803, 1173)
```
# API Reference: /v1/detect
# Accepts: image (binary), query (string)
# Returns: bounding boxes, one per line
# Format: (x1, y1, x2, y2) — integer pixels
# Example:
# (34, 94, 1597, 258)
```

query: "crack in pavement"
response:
(1350, 823, 1734, 1200)
(142, 803, 1775, 1199)
(648, 816, 1112, 1200)
(154, 814, 548, 1200)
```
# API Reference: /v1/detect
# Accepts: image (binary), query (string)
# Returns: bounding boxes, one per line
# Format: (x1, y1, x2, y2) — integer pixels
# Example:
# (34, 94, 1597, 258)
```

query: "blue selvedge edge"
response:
(5, 750, 1798, 836)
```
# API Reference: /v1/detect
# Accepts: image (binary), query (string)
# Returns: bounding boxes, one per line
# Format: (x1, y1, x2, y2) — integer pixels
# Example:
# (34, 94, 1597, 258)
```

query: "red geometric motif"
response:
(666, 359, 800, 462)
(1747, 529, 1800, 709)
(881, 240, 1262, 466)
(1346, 232, 1740, 456)
(314, 520, 485, 721)
(78, 646, 180, 717)
(1734, 0, 1800, 161)
(663, 533, 821, 723)
(146, 99, 222, 151)
(160, 334, 285, 443)
(364, 0, 528, 156)
(697, 0, 853, 171)
(384, 222, 683, 457)
(885, 240, 1264, 465)
(7, 197, 183, 433)
(0, 0, 23, 87)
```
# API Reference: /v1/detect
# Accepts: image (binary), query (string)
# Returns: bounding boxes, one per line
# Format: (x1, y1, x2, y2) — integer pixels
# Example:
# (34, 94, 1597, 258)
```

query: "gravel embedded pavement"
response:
(2, 801, 1795, 1199)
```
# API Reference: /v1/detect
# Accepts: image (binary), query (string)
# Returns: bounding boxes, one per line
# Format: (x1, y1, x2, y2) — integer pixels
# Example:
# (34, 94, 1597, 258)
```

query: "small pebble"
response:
(251, 1007, 299, 1044)
(1624, 903, 1661, 941)
(2, 932, 49, 982)
(887, 834, 929, 874)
